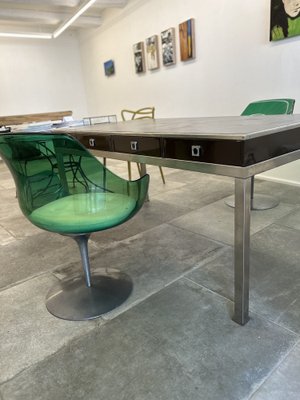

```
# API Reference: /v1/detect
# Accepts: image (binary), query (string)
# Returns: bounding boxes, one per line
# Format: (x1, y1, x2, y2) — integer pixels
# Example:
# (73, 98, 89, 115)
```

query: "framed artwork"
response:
(179, 18, 195, 61)
(145, 35, 159, 70)
(133, 42, 146, 73)
(104, 60, 115, 76)
(161, 28, 176, 66)
(270, 0, 300, 41)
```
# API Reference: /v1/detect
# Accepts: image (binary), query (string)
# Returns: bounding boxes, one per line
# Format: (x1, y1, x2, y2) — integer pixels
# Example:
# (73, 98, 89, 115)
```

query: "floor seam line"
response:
(246, 338, 300, 400)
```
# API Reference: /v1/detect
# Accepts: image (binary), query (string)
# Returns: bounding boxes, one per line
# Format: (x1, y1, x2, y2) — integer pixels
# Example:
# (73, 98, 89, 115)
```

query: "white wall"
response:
(0, 33, 88, 119)
(78, 0, 300, 117)
(1, 0, 299, 184)
(78, 0, 300, 185)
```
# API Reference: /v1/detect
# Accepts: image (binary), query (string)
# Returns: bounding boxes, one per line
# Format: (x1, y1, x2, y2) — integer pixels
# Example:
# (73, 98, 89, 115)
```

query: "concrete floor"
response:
(1, 159, 300, 400)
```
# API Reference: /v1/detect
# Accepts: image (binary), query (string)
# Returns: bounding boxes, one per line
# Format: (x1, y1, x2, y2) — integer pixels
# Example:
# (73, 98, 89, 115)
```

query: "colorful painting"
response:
(145, 35, 159, 70)
(179, 18, 195, 61)
(133, 42, 146, 73)
(104, 60, 115, 76)
(270, 0, 300, 41)
(161, 28, 176, 66)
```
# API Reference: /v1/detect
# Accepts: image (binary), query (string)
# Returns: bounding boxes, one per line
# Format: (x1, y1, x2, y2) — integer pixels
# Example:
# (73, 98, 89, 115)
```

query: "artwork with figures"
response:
(145, 35, 159, 70)
(133, 42, 146, 73)
(161, 28, 176, 66)
(179, 18, 195, 61)
(270, 0, 300, 40)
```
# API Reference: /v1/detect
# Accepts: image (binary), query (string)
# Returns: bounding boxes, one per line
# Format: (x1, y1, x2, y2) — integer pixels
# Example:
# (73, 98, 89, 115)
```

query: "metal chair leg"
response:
(127, 161, 132, 180)
(46, 234, 133, 320)
(136, 162, 142, 175)
(137, 163, 165, 184)
(159, 166, 165, 184)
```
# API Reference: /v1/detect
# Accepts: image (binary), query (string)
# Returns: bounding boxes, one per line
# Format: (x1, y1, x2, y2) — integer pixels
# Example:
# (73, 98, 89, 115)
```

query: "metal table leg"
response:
(139, 163, 149, 201)
(232, 177, 251, 325)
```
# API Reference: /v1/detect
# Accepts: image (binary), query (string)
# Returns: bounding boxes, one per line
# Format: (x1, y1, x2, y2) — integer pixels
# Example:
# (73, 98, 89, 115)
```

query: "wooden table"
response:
(57, 115, 300, 325)
(0, 111, 72, 127)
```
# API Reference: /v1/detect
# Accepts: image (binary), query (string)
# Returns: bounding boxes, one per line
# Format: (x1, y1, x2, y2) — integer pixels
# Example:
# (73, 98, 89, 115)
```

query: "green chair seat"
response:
(29, 192, 136, 234)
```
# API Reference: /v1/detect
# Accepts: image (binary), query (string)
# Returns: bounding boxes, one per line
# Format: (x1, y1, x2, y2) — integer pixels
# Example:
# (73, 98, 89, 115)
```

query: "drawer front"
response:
(113, 136, 162, 157)
(164, 138, 244, 166)
(79, 135, 111, 151)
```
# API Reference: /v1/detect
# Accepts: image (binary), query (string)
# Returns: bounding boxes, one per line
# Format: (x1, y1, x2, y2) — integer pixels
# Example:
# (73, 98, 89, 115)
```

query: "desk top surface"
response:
(61, 115, 300, 141)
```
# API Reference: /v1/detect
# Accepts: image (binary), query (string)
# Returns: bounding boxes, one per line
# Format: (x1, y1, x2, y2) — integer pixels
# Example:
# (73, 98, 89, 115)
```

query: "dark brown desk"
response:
(57, 115, 300, 325)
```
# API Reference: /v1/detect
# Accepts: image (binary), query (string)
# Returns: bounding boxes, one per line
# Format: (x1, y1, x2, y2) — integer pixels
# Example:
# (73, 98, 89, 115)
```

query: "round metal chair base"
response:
(46, 268, 133, 321)
(224, 194, 279, 210)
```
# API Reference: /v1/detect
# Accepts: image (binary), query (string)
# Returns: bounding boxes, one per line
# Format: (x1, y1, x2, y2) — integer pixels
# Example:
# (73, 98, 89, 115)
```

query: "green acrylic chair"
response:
(0, 133, 149, 321)
(225, 98, 295, 210)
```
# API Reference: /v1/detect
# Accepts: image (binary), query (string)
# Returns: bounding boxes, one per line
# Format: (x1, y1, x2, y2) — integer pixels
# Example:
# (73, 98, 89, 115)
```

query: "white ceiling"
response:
(0, 0, 128, 35)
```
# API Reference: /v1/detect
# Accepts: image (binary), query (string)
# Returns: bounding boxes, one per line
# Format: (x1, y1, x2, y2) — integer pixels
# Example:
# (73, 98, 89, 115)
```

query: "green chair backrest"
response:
(241, 99, 295, 116)
(0, 133, 149, 228)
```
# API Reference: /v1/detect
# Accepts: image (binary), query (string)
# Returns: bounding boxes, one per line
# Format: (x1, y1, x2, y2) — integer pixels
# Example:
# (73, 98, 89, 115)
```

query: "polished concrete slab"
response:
(1, 280, 297, 400)
(0, 274, 100, 383)
(188, 223, 300, 332)
(170, 197, 296, 245)
(1, 159, 300, 400)
(250, 341, 300, 400)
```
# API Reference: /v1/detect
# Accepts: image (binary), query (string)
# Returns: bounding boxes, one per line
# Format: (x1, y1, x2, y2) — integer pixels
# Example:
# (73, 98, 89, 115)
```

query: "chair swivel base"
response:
(46, 268, 133, 321)
(224, 194, 279, 210)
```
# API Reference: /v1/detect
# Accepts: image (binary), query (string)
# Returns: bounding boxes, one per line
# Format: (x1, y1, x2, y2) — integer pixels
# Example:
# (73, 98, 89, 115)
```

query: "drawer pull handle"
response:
(191, 145, 202, 157)
(89, 138, 95, 147)
(130, 141, 138, 151)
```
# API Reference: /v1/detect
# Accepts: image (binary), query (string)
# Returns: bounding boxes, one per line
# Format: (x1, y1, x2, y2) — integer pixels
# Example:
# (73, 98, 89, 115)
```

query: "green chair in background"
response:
(121, 107, 166, 184)
(241, 98, 295, 116)
(0, 133, 149, 321)
(225, 98, 295, 210)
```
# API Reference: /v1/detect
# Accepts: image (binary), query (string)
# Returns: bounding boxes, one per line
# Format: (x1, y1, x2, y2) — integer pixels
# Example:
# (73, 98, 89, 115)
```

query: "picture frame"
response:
(104, 60, 115, 76)
(270, 0, 300, 41)
(145, 34, 159, 70)
(179, 18, 195, 61)
(161, 28, 176, 66)
(133, 42, 146, 73)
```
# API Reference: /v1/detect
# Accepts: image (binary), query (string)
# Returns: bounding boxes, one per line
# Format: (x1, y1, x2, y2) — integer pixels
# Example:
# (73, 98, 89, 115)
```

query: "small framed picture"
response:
(145, 35, 159, 70)
(179, 18, 195, 61)
(161, 28, 176, 66)
(104, 60, 115, 76)
(133, 42, 146, 73)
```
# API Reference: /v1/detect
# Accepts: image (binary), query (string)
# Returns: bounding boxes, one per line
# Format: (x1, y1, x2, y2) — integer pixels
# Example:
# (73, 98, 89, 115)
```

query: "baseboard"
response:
(256, 175, 300, 188)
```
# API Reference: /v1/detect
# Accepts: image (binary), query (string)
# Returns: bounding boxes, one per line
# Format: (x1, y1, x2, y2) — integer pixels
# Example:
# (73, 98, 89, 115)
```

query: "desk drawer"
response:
(78, 135, 111, 151)
(113, 136, 161, 156)
(164, 138, 244, 166)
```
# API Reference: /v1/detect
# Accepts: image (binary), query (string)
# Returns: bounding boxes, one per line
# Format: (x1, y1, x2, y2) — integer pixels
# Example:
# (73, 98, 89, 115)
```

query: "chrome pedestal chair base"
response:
(46, 234, 133, 321)
(46, 269, 133, 321)
(224, 194, 279, 210)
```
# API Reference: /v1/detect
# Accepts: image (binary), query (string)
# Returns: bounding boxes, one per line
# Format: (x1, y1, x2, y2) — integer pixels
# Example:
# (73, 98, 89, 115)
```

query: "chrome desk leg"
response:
(232, 177, 251, 325)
